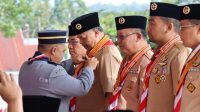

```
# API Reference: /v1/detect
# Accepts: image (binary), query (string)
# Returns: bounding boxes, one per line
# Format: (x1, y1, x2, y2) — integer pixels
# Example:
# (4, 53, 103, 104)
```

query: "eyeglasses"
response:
(67, 40, 81, 46)
(180, 24, 196, 30)
(116, 32, 137, 40)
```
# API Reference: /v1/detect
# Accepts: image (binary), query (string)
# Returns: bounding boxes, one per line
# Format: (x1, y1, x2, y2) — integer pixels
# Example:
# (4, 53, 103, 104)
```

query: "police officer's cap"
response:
(115, 16, 147, 30)
(180, 4, 200, 20)
(71, 12, 100, 35)
(150, 2, 180, 20)
(38, 30, 67, 44)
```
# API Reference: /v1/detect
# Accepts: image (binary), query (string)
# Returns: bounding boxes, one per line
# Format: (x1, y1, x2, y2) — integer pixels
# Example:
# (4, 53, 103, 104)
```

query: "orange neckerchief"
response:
(115, 45, 150, 89)
(74, 35, 112, 76)
(176, 50, 200, 94)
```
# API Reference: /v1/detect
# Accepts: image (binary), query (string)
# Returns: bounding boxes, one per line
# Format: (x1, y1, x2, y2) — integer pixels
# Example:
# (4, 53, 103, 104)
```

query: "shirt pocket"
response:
(122, 73, 139, 97)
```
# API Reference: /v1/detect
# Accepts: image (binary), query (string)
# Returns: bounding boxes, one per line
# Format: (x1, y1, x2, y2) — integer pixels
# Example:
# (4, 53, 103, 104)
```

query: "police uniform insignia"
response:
(158, 62, 167, 66)
(187, 82, 196, 93)
(183, 6, 190, 15)
(75, 23, 82, 30)
(151, 3, 157, 11)
(118, 17, 125, 24)
(152, 68, 158, 74)
(155, 75, 161, 84)
(193, 62, 200, 67)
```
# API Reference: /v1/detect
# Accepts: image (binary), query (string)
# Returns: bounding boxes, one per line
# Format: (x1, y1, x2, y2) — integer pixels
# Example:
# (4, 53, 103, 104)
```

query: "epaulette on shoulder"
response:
(173, 41, 186, 51)
(144, 49, 154, 60)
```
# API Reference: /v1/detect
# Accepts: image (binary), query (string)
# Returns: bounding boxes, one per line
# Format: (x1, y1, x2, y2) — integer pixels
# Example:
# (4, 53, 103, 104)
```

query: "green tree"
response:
(0, 0, 31, 37)
(0, 0, 88, 38)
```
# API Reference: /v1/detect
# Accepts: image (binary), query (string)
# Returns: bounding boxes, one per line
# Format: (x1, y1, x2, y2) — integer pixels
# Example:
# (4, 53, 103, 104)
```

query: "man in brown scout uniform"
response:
(139, 2, 190, 112)
(108, 16, 153, 112)
(174, 4, 200, 112)
(70, 12, 122, 112)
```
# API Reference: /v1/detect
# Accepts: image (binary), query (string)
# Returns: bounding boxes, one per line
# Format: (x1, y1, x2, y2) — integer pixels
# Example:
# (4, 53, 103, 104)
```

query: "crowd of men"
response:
(0, 2, 200, 112)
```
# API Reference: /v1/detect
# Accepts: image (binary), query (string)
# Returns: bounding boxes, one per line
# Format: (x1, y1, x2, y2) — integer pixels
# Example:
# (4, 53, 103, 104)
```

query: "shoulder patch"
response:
(173, 41, 187, 51)
(144, 50, 154, 60)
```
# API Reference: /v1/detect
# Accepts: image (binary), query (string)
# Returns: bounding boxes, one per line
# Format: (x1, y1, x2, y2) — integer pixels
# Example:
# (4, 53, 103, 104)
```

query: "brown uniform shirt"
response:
(180, 44, 200, 112)
(117, 46, 153, 111)
(76, 45, 122, 112)
(147, 41, 190, 112)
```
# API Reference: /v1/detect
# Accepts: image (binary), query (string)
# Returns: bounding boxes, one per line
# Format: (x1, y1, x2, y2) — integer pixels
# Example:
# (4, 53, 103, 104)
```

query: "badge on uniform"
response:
(161, 66, 167, 75)
(75, 23, 82, 30)
(187, 82, 196, 93)
(193, 62, 200, 67)
(155, 75, 161, 84)
(161, 56, 168, 62)
(126, 81, 133, 92)
(160, 75, 166, 82)
(129, 68, 140, 74)
(158, 62, 167, 67)
(189, 67, 199, 72)
(118, 17, 125, 24)
(183, 6, 190, 15)
(151, 3, 157, 11)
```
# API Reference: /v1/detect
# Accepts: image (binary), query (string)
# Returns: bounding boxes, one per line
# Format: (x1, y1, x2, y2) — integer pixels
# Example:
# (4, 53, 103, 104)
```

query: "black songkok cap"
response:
(115, 16, 147, 30)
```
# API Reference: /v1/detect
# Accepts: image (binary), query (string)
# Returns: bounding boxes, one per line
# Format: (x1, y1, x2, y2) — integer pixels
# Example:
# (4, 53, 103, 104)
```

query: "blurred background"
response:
(0, 0, 199, 111)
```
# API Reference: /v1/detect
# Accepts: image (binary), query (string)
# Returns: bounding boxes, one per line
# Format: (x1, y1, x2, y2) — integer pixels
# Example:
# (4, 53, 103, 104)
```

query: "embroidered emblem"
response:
(126, 81, 133, 92)
(155, 75, 161, 84)
(193, 62, 200, 67)
(187, 82, 196, 93)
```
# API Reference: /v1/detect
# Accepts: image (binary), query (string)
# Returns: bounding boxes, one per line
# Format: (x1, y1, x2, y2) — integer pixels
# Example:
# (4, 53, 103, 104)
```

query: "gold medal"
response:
(187, 82, 196, 93)
(155, 75, 161, 84)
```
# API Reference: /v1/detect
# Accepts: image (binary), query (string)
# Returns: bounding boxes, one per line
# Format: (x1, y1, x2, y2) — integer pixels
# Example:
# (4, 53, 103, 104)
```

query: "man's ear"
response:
(136, 32, 142, 42)
(94, 28, 100, 37)
(166, 23, 173, 33)
(197, 24, 200, 36)
(50, 46, 57, 55)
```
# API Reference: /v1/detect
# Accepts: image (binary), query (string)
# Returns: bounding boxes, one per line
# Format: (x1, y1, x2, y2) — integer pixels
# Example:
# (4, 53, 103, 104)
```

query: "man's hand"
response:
(0, 71, 22, 103)
(84, 57, 99, 70)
